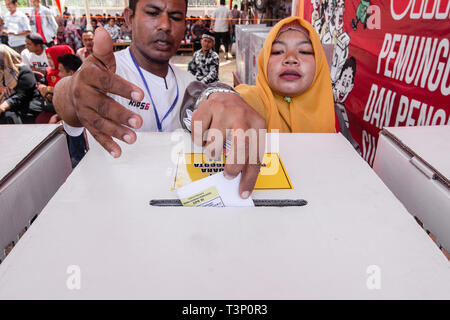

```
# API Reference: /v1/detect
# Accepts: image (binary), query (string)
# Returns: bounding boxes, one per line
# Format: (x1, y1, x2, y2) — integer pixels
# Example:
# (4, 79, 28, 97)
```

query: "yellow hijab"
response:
(236, 17, 335, 133)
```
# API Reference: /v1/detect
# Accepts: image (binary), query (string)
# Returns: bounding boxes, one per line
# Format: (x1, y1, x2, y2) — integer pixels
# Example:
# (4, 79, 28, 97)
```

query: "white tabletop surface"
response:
(384, 126, 450, 179)
(0, 132, 449, 299)
(0, 124, 61, 182)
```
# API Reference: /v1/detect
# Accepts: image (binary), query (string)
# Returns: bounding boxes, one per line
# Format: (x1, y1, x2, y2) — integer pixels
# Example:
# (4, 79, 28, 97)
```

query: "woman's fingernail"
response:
(223, 171, 235, 180)
(131, 91, 142, 101)
(241, 191, 251, 199)
(128, 117, 138, 128)
(123, 134, 133, 144)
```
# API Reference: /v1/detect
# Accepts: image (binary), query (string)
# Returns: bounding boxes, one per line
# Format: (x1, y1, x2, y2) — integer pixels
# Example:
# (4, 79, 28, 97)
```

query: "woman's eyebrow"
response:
(297, 40, 312, 45)
(272, 40, 286, 46)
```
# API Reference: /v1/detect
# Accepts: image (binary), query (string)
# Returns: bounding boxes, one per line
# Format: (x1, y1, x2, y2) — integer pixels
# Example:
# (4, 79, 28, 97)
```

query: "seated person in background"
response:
(235, 17, 335, 133)
(191, 18, 206, 51)
(51, 53, 86, 167)
(104, 18, 121, 42)
(0, 44, 43, 124)
(21, 32, 49, 74)
(34, 44, 74, 123)
(76, 30, 94, 62)
(188, 32, 219, 85)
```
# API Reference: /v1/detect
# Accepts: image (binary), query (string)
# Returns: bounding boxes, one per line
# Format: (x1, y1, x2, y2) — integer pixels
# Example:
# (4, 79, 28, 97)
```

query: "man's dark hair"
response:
(339, 56, 357, 80)
(10, 0, 18, 4)
(129, 0, 188, 13)
(220, 0, 226, 5)
(57, 54, 82, 72)
(82, 30, 94, 37)
(234, 4, 238, 9)
(26, 32, 44, 46)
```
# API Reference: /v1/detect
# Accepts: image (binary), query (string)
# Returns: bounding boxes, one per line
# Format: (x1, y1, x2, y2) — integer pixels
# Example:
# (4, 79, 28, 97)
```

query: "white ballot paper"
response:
(176, 173, 254, 207)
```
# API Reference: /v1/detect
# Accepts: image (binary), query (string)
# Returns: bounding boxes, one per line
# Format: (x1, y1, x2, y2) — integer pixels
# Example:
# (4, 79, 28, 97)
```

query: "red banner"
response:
(304, 0, 449, 165)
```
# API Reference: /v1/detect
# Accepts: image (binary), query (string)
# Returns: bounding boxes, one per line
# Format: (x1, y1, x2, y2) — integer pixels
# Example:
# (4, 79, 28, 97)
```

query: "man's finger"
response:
(93, 27, 115, 71)
(74, 84, 143, 130)
(204, 117, 227, 161)
(191, 101, 212, 146)
(78, 105, 138, 145)
(86, 124, 123, 158)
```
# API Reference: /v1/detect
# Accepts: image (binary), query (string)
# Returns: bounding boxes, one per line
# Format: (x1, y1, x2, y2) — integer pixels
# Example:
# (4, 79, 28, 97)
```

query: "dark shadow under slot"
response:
(150, 199, 307, 207)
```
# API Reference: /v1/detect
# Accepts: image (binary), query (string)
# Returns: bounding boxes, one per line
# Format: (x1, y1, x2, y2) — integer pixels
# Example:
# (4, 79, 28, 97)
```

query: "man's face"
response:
(267, 30, 316, 98)
(30, 0, 40, 9)
(125, 0, 187, 64)
(25, 38, 40, 53)
(201, 37, 214, 51)
(82, 32, 94, 51)
(334, 0, 345, 32)
(91, 20, 97, 27)
(58, 63, 73, 78)
(333, 67, 354, 103)
(5, 0, 17, 14)
(109, 19, 115, 26)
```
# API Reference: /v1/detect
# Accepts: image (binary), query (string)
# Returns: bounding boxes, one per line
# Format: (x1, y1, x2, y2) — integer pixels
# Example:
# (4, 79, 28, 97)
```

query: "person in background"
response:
(63, 6, 70, 27)
(211, 0, 232, 60)
(54, 25, 81, 52)
(76, 30, 94, 62)
(230, 4, 241, 42)
(0, 17, 10, 45)
(34, 44, 74, 124)
(0, 45, 43, 124)
(104, 18, 121, 42)
(90, 18, 99, 31)
(3, 0, 32, 53)
(191, 18, 206, 52)
(119, 22, 132, 40)
(30, 0, 58, 47)
(21, 32, 49, 74)
(188, 32, 219, 84)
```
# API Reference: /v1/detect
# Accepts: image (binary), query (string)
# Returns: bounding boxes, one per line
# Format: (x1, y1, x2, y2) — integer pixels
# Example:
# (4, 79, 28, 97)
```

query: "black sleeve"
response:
(6, 66, 37, 113)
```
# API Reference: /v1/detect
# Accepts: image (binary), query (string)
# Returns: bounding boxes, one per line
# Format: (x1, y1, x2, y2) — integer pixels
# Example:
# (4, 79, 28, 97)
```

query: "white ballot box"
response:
(373, 126, 450, 253)
(0, 132, 449, 299)
(0, 125, 72, 262)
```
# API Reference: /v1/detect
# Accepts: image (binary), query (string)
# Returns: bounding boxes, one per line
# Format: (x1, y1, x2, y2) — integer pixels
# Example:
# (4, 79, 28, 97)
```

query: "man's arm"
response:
(52, 27, 145, 157)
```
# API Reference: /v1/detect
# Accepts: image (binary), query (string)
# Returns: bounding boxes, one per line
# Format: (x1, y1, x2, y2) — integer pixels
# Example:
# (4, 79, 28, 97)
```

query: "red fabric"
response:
(45, 45, 74, 86)
(34, 9, 47, 43)
(35, 111, 54, 124)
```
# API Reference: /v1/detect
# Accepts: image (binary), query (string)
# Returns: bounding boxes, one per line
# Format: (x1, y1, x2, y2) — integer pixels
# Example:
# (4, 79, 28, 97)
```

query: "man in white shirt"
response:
(211, 0, 232, 59)
(3, 0, 31, 52)
(53, 0, 266, 199)
(21, 32, 49, 74)
(76, 30, 94, 62)
(30, 0, 58, 47)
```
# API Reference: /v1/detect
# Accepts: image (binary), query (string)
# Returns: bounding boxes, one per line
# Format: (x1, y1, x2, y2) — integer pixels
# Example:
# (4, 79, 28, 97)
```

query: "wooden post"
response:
(85, 0, 92, 31)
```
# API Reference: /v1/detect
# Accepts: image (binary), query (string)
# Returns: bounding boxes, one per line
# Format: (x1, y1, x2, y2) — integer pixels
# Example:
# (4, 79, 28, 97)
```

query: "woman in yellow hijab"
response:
(235, 16, 335, 133)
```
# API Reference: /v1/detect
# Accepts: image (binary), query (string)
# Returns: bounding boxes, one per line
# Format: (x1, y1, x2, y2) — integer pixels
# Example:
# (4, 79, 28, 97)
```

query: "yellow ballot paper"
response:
(176, 173, 254, 207)
(172, 153, 293, 190)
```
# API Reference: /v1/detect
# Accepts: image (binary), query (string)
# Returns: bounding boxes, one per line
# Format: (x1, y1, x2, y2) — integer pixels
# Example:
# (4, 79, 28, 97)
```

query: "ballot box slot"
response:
(150, 199, 307, 207)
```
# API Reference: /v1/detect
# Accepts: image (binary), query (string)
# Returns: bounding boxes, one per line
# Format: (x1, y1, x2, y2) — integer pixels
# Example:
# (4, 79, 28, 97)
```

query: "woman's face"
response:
(267, 29, 316, 98)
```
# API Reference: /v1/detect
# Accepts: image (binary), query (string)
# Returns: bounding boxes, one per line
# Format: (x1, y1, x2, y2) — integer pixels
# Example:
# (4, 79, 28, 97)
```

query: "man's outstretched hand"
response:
(53, 27, 145, 158)
(191, 92, 267, 199)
